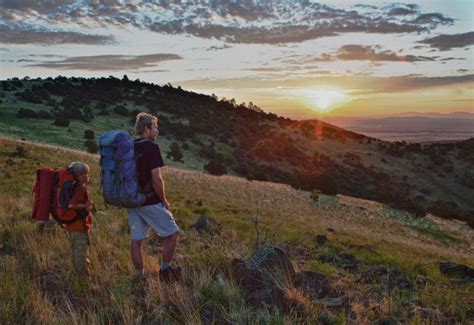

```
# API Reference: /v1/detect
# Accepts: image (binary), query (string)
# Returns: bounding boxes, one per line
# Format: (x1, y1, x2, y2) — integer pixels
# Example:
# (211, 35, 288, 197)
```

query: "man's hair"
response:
(135, 112, 158, 135)
(69, 161, 90, 177)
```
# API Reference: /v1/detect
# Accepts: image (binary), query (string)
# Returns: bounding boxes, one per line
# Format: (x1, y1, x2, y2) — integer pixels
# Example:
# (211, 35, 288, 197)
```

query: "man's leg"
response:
(161, 231, 180, 265)
(131, 239, 144, 275)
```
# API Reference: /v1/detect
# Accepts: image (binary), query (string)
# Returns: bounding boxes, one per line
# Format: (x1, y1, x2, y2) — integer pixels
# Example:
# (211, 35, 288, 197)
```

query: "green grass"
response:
(305, 260, 338, 279)
(388, 208, 464, 245)
(0, 96, 208, 171)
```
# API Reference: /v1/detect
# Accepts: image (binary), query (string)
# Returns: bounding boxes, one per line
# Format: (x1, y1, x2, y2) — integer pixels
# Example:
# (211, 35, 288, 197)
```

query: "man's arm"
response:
(151, 167, 170, 209)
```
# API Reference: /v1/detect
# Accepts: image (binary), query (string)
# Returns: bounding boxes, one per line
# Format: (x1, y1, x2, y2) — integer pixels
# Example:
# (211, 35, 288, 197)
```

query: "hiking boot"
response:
(159, 266, 182, 283)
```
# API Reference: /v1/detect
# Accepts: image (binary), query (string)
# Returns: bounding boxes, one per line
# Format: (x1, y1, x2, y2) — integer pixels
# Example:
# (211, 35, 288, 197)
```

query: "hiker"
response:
(64, 162, 93, 276)
(128, 112, 181, 282)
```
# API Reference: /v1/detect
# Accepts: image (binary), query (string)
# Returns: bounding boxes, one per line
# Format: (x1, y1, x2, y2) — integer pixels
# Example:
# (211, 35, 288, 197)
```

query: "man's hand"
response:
(162, 199, 170, 210)
(151, 167, 169, 209)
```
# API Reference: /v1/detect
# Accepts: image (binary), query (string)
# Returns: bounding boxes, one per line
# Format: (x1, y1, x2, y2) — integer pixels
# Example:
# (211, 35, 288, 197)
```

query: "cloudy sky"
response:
(1, 0, 473, 119)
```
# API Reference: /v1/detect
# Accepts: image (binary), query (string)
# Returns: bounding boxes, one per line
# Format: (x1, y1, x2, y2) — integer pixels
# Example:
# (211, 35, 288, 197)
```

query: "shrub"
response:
(130, 109, 141, 117)
(314, 173, 338, 195)
(98, 107, 109, 116)
(84, 140, 99, 153)
(114, 105, 129, 116)
(17, 108, 52, 119)
(16, 108, 37, 118)
(84, 130, 95, 140)
(36, 110, 53, 119)
(53, 116, 70, 127)
(204, 159, 227, 176)
(10, 146, 27, 158)
(429, 201, 460, 219)
(167, 142, 184, 162)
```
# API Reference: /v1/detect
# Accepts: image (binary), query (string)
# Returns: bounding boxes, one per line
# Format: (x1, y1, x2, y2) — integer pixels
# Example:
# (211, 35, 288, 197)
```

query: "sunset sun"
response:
(311, 88, 347, 113)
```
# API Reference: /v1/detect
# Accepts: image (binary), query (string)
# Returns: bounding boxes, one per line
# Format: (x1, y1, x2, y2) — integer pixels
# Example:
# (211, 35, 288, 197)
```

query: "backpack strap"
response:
(134, 138, 154, 197)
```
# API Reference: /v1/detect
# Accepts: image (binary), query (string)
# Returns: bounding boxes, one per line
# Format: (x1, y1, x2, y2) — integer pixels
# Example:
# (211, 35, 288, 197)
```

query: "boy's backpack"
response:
(32, 167, 84, 223)
(98, 130, 148, 208)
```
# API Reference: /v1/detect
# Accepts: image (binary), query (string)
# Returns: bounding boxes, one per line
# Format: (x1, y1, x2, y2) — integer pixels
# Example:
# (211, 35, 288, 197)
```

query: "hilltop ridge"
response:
(1, 76, 473, 226)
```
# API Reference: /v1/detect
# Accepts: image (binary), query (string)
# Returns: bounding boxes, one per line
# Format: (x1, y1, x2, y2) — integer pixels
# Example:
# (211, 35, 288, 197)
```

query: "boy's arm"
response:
(68, 187, 92, 210)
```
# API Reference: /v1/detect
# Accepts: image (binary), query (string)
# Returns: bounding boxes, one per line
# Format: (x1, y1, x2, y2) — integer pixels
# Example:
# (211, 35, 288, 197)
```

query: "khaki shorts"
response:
(69, 232, 90, 276)
(128, 203, 180, 240)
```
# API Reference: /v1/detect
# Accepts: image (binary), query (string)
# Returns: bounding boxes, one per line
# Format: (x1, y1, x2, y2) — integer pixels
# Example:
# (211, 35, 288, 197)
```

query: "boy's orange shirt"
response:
(64, 184, 93, 233)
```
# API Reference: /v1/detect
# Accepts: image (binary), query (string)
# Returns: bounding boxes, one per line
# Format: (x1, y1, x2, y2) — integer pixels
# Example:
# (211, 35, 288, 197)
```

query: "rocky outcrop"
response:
(230, 246, 295, 309)
(191, 215, 222, 235)
(294, 271, 333, 300)
(356, 266, 411, 289)
(439, 262, 474, 280)
(318, 252, 359, 270)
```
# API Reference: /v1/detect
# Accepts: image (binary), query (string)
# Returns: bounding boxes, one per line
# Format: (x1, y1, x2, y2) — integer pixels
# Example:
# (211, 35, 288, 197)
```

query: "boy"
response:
(64, 161, 93, 276)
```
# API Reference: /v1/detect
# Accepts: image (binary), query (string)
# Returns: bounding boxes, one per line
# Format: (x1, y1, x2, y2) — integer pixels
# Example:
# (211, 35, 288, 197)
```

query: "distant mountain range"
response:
(321, 112, 474, 142)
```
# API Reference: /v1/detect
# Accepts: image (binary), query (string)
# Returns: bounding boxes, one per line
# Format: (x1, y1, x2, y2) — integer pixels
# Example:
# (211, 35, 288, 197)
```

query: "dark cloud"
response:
(418, 32, 474, 50)
(28, 54, 67, 58)
(313, 45, 436, 62)
(27, 53, 182, 71)
(206, 44, 232, 51)
(0, 0, 75, 13)
(440, 57, 465, 61)
(373, 75, 474, 93)
(411, 45, 427, 50)
(151, 23, 337, 44)
(0, 24, 116, 45)
(0, 1, 456, 45)
(457, 69, 469, 73)
(413, 13, 454, 25)
(388, 7, 417, 16)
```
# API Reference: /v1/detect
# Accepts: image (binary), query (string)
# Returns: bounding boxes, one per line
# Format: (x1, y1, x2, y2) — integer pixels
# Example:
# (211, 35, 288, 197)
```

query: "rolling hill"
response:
(0, 76, 473, 226)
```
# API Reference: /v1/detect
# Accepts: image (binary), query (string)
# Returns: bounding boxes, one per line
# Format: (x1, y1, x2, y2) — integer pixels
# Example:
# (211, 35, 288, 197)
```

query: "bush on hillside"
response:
(84, 140, 99, 153)
(114, 105, 129, 116)
(53, 116, 70, 127)
(130, 109, 141, 117)
(98, 107, 109, 116)
(314, 173, 338, 196)
(17, 108, 53, 119)
(167, 142, 184, 162)
(204, 159, 227, 176)
(429, 201, 460, 219)
(17, 108, 37, 118)
(84, 130, 95, 140)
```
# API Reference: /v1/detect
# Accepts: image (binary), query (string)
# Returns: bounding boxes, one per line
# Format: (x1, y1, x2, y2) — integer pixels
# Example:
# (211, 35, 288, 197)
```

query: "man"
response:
(128, 112, 181, 283)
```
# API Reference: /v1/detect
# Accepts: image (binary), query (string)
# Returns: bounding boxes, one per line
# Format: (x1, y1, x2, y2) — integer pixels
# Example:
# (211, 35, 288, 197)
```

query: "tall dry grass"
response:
(1, 137, 473, 324)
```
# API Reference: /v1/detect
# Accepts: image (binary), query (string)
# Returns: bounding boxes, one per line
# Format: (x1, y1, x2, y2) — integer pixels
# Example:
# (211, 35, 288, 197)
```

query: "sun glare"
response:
(311, 88, 347, 113)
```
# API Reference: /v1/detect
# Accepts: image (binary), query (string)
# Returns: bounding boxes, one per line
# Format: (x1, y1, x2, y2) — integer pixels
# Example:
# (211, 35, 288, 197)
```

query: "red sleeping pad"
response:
(31, 168, 56, 221)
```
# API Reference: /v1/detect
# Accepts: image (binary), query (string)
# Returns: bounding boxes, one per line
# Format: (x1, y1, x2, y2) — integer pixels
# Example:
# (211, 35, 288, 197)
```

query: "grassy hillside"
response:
(1, 77, 473, 225)
(1, 138, 473, 324)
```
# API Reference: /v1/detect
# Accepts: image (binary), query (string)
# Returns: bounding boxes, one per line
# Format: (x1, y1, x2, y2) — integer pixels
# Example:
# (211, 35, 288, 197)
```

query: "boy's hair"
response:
(135, 112, 158, 135)
(69, 162, 90, 177)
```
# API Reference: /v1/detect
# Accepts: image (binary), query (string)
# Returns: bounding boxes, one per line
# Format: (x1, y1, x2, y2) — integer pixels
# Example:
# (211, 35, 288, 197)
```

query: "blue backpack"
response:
(98, 131, 150, 208)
